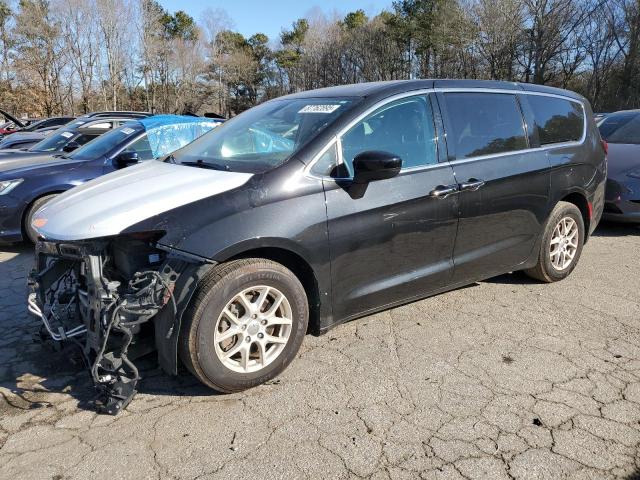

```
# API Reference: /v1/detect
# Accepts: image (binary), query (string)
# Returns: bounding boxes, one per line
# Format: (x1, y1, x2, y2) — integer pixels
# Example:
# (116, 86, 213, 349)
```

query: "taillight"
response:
(601, 139, 608, 155)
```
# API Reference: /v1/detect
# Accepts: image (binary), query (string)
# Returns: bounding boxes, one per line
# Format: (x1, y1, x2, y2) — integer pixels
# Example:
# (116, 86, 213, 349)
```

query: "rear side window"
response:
(528, 96, 584, 145)
(443, 93, 527, 159)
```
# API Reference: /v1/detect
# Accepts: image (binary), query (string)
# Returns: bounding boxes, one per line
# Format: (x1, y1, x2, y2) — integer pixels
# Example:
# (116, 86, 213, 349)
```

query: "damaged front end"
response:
(28, 234, 210, 414)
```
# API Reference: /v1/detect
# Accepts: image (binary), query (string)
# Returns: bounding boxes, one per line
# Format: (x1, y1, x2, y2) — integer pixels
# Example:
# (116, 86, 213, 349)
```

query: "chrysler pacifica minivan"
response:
(28, 80, 606, 413)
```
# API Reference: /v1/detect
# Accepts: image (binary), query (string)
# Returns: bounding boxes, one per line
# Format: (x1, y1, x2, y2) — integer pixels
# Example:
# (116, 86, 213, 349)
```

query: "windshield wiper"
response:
(179, 160, 230, 171)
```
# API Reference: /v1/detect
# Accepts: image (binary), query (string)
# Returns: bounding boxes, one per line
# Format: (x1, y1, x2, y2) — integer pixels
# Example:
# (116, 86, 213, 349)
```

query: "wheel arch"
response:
(21, 190, 66, 238)
(225, 246, 322, 335)
(559, 191, 591, 242)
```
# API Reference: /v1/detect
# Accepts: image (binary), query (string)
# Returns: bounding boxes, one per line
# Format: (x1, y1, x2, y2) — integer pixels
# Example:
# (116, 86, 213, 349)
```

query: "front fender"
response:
(154, 256, 213, 375)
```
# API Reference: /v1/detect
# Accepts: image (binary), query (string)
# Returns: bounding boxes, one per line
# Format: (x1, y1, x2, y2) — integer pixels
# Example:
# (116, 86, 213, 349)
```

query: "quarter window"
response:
(340, 95, 437, 175)
(443, 93, 527, 159)
(527, 96, 584, 145)
(310, 143, 340, 177)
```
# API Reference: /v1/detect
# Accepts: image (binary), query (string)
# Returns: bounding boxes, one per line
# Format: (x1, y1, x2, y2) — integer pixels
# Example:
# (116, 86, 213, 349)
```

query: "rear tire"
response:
(179, 258, 308, 393)
(525, 201, 585, 282)
(24, 194, 58, 244)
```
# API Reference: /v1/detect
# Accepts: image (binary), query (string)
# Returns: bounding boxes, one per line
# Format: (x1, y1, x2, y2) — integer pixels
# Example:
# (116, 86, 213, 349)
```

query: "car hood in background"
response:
(0, 151, 61, 172)
(33, 160, 254, 241)
(0, 131, 46, 142)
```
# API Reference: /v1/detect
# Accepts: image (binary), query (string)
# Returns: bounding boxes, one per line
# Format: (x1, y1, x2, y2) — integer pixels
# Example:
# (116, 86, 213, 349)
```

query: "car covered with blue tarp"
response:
(0, 114, 222, 243)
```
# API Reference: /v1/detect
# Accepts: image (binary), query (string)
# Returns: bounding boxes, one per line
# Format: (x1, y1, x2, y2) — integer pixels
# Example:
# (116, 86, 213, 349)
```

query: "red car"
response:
(0, 121, 18, 135)
(0, 108, 26, 135)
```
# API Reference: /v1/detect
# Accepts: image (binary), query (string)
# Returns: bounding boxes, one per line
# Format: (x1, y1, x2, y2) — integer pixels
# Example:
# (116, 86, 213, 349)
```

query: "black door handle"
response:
(459, 178, 485, 192)
(429, 184, 459, 198)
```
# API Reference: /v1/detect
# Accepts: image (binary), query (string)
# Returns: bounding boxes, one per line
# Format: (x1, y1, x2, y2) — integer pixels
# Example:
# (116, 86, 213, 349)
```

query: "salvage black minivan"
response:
(28, 80, 606, 413)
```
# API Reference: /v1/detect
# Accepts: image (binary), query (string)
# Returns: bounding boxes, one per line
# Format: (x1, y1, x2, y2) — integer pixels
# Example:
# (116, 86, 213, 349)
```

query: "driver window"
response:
(339, 95, 437, 176)
(122, 135, 154, 160)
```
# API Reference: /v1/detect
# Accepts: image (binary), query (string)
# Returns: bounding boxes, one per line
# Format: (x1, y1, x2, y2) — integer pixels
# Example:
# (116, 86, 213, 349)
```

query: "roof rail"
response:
(84, 111, 153, 118)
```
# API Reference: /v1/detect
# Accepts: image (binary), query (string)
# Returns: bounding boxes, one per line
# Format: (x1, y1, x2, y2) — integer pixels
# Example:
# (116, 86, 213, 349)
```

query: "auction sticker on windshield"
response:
(299, 104, 341, 114)
(120, 127, 136, 135)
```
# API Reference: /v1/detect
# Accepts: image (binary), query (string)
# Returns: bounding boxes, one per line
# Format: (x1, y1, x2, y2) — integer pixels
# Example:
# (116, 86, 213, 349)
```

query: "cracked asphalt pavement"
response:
(1, 222, 639, 480)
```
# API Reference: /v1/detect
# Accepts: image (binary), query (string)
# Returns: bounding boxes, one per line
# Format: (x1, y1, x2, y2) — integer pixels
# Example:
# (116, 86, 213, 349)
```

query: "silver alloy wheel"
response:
(549, 216, 579, 271)
(214, 286, 293, 373)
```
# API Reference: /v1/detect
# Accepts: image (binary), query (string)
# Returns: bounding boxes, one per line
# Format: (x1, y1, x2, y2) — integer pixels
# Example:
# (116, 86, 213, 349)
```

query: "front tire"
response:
(179, 258, 308, 393)
(525, 201, 585, 282)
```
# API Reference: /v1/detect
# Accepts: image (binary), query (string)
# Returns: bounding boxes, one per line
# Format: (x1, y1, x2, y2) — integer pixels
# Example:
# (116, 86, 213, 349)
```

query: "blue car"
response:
(0, 115, 221, 243)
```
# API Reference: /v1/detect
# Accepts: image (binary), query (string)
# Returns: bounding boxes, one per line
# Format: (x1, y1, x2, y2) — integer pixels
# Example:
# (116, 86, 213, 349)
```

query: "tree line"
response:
(0, 0, 638, 118)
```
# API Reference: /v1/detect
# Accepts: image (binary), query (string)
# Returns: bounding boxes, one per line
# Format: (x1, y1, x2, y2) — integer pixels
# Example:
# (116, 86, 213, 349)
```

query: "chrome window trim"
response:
(304, 87, 588, 181)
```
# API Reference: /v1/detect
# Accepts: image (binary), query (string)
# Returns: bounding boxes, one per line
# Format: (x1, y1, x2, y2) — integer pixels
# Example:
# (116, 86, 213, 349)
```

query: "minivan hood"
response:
(33, 160, 254, 241)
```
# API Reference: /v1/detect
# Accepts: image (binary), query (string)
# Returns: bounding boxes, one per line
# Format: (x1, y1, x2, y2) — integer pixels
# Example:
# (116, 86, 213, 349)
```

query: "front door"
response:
(323, 93, 460, 321)
(437, 91, 551, 283)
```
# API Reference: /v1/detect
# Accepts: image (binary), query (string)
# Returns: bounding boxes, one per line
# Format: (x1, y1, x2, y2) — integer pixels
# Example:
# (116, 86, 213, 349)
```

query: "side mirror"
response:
(62, 141, 80, 153)
(116, 151, 139, 167)
(352, 151, 402, 184)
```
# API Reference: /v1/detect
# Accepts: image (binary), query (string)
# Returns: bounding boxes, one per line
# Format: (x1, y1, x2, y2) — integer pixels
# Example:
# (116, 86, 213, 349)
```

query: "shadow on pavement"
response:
(482, 271, 539, 285)
(0, 244, 218, 415)
(485, 220, 638, 285)
(593, 220, 640, 237)
(625, 470, 640, 480)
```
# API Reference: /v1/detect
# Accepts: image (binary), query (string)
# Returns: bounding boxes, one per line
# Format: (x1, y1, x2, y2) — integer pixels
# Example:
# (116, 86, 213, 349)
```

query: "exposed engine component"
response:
(28, 237, 178, 414)
(28, 264, 84, 341)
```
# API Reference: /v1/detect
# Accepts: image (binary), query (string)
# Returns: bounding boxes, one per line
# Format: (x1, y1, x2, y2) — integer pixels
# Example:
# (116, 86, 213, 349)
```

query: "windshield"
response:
(598, 111, 640, 144)
(68, 123, 143, 160)
(21, 119, 45, 132)
(30, 130, 76, 152)
(170, 97, 357, 173)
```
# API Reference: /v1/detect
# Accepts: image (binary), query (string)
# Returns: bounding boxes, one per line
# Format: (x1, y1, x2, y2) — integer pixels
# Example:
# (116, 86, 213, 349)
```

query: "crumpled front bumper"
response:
(28, 238, 187, 414)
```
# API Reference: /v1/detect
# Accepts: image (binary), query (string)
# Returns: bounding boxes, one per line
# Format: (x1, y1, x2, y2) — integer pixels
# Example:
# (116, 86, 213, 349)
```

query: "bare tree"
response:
(472, 0, 524, 79)
(611, 0, 640, 108)
(518, 0, 594, 84)
(200, 7, 234, 114)
(13, 0, 65, 115)
(96, 0, 131, 110)
(1, 0, 640, 117)
(54, 0, 100, 113)
(0, 0, 12, 85)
